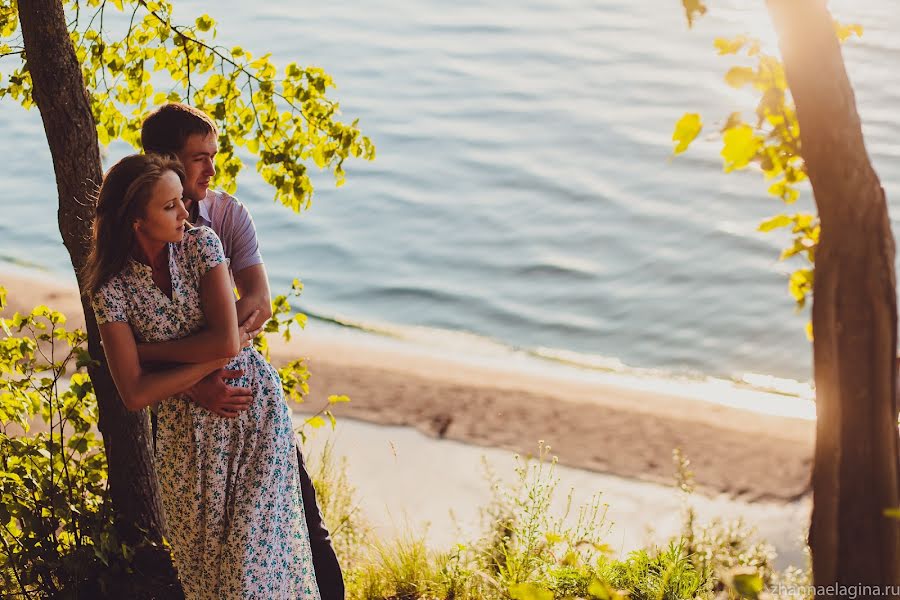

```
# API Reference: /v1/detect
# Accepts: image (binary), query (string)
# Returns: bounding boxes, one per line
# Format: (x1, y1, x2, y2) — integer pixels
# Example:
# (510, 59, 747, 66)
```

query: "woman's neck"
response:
(132, 236, 168, 270)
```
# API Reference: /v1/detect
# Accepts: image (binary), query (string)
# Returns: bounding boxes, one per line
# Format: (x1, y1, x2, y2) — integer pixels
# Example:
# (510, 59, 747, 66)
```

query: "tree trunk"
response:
(768, 0, 900, 592)
(16, 1, 181, 594)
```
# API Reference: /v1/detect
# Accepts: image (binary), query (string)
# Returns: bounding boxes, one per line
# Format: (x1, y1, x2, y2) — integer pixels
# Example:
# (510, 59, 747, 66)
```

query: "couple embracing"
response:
(82, 103, 343, 599)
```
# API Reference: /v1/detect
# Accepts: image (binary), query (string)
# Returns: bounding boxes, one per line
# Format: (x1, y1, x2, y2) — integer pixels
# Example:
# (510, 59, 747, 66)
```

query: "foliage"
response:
(0, 283, 348, 597)
(252, 278, 350, 441)
(308, 439, 372, 571)
(0, 314, 809, 600)
(598, 541, 704, 600)
(479, 445, 611, 595)
(672, 7, 863, 334)
(338, 444, 618, 599)
(0, 287, 153, 598)
(336, 444, 807, 600)
(0, 0, 375, 212)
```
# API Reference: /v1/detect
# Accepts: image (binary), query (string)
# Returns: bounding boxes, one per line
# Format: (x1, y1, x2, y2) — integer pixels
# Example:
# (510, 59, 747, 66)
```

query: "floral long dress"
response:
(92, 226, 320, 600)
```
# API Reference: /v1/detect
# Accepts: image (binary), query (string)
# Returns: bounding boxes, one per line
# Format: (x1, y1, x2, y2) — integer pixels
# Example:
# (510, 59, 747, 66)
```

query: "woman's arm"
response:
(136, 262, 242, 364)
(100, 320, 229, 411)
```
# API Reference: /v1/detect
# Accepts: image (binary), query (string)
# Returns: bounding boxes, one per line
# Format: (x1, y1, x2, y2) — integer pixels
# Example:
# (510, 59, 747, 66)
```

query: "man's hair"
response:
(141, 103, 218, 155)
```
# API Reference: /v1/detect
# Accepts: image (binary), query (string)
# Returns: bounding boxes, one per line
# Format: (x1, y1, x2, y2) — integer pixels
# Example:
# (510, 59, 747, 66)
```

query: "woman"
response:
(83, 154, 320, 599)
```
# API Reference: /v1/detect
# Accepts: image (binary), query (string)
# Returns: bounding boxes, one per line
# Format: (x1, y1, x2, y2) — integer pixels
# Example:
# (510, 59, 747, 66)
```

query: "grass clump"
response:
(308, 441, 808, 600)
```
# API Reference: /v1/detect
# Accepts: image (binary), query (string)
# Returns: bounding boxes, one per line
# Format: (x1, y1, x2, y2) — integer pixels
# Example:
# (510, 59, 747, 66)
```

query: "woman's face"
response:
(134, 170, 189, 244)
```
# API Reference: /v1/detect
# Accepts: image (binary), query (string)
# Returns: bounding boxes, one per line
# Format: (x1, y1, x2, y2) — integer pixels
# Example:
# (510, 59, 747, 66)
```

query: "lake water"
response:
(1, 0, 897, 391)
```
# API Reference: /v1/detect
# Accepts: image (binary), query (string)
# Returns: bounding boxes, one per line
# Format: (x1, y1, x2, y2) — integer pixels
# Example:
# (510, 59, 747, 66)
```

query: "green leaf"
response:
(724, 66, 756, 89)
(195, 15, 215, 32)
(729, 568, 765, 599)
(714, 36, 748, 55)
(757, 214, 791, 232)
(789, 269, 814, 305)
(67, 436, 89, 454)
(509, 583, 554, 600)
(672, 113, 702, 154)
(588, 579, 618, 600)
(721, 124, 762, 172)
(834, 21, 864, 43)
(768, 180, 800, 204)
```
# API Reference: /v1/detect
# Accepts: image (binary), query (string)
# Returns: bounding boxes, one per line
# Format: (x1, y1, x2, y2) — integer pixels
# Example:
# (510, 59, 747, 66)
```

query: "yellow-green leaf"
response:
(730, 569, 765, 599)
(721, 124, 761, 172)
(789, 269, 814, 303)
(724, 66, 756, 89)
(509, 583, 553, 600)
(672, 113, 702, 154)
(714, 36, 747, 55)
(588, 579, 626, 600)
(758, 214, 791, 232)
(834, 21, 864, 43)
(195, 15, 215, 32)
(307, 416, 325, 429)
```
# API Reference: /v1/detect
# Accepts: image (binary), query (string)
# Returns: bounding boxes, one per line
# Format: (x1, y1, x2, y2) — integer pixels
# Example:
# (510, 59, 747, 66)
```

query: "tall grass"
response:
(308, 442, 808, 600)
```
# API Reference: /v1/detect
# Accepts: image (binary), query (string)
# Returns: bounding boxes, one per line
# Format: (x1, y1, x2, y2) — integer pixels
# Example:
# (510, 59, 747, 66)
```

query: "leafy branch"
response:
(0, 0, 375, 213)
(671, 18, 863, 335)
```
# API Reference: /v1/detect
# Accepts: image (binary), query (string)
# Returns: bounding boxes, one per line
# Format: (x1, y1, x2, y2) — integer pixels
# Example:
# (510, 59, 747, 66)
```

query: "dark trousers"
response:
(151, 412, 345, 598)
(295, 441, 345, 600)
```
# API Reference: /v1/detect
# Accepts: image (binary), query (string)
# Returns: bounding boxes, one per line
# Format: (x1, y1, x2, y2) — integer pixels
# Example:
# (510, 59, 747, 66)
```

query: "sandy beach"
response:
(0, 267, 814, 502)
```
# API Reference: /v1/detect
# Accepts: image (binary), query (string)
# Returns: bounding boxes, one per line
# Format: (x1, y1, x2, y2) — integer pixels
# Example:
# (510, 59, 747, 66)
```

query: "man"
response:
(140, 103, 344, 599)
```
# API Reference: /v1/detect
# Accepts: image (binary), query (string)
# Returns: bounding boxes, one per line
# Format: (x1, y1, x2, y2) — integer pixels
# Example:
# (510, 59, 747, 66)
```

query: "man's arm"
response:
(219, 194, 271, 329)
(144, 197, 268, 415)
(234, 263, 272, 332)
(185, 204, 270, 416)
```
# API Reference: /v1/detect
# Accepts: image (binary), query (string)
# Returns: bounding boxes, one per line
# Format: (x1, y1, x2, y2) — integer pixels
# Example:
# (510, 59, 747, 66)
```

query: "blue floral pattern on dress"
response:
(92, 226, 320, 600)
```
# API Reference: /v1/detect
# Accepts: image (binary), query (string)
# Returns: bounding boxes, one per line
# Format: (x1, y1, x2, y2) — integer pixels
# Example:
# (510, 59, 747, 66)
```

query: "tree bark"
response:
(16, 1, 181, 594)
(768, 0, 900, 592)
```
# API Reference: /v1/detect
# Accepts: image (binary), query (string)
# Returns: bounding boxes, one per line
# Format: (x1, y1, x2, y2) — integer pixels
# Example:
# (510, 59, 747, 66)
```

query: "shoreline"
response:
(0, 267, 814, 502)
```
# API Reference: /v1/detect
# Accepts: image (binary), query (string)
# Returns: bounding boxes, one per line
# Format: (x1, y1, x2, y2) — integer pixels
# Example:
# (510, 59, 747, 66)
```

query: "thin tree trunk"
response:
(16, 1, 181, 595)
(768, 0, 900, 592)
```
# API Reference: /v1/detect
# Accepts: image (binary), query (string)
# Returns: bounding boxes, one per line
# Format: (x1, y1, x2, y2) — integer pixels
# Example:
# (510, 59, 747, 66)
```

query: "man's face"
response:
(176, 132, 217, 204)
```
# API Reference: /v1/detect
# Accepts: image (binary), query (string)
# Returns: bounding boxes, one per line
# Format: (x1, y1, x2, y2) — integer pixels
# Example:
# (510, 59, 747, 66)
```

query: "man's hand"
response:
(187, 368, 253, 417)
(239, 309, 264, 348)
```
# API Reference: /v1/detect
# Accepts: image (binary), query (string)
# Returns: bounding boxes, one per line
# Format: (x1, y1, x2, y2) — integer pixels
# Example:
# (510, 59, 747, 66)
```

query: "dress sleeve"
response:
(91, 279, 128, 325)
(189, 226, 228, 277)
